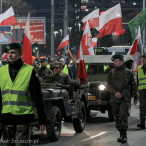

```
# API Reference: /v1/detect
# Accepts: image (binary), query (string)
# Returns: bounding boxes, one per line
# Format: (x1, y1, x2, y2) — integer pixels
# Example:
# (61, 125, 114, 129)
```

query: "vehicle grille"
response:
(89, 82, 110, 101)
(89, 82, 98, 96)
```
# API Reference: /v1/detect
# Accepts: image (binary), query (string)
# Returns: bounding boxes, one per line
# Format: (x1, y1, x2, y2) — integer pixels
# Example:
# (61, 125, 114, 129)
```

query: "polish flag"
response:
(2, 53, 7, 60)
(78, 42, 87, 84)
(78, 21, 94, 58)
(128, 26, 143, 72)
(22, 13, 32, 65)
(92, 38, 98, 47)
(57, 34, 69, 51)
(128, 26, 142, 56)
(0, 6, 16, 26)
(82, 9, 99, 30)
(95, 3, 123, 38)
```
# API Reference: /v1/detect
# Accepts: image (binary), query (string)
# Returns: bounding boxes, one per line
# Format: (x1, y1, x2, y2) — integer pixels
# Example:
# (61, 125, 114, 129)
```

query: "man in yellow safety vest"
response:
(137, 54, 146, 129)
(0, 42, 47, 146)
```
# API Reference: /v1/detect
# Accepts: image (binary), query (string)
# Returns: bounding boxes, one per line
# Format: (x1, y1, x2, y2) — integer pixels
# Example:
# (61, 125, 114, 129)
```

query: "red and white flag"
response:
(22, 13, 32, 65)
(128, 26, 142, 56)
(2, 53, 7, 60)
(78, 21, 94, 58)
(92, 38, 98, 47)
(82, 9, 99, 30)
(57, 34, 69, 51)
(128, 26, 143, 72)
(0, 6, 16, 26)
(95, 3, 123, 38)
(78, 42, 87, 84)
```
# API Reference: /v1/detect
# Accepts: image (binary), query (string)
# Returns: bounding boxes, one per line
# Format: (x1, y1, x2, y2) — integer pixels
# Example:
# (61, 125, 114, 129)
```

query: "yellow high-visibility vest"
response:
(138, 65, 146, 90)
(0, 64, 35, 115)
(63, 65, 68, 74)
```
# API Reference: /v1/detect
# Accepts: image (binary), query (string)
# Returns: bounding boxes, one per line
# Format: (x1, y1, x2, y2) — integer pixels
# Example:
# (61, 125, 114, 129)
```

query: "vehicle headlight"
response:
(98, 84, 105, 91)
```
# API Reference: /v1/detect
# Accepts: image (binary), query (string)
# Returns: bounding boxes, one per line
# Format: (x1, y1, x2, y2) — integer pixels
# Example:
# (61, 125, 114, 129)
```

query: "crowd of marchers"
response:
(0, 42, 146, 145)
(33, 56, 78, 82)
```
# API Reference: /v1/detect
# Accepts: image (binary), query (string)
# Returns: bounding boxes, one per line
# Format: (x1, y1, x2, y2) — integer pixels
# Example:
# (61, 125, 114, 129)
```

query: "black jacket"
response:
(0, 58, 47, 125)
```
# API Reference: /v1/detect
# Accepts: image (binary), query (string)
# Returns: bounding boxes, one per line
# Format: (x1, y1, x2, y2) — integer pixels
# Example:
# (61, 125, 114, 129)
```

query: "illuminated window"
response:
(81, 0, 88, 3)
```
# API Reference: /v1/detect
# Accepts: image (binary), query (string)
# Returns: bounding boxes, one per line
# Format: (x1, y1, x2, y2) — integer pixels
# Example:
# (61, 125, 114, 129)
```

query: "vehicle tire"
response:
(46, 106, 62, 142)
(107, 105, 115, 122)
(73, 101, 86, 133)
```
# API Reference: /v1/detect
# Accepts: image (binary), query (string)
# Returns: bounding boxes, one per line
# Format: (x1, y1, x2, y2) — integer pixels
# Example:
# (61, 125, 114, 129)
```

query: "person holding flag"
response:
(137, 54, 146, 129)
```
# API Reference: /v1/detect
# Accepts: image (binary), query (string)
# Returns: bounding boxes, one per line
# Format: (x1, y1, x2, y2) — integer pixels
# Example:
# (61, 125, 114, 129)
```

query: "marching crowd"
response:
(0, 42, 146, 145)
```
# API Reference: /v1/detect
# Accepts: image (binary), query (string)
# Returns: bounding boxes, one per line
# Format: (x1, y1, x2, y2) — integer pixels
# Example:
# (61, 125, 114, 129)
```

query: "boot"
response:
(137, 118, 145, 129)
(117, 130, 127, 143)
(137, 123, 145, 129)
(120, 130, 127, 144)
(117, 130, 122, 143)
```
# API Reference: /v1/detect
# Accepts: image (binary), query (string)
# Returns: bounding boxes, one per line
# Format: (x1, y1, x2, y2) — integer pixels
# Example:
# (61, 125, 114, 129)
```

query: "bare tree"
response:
(3, 0, 32, 17)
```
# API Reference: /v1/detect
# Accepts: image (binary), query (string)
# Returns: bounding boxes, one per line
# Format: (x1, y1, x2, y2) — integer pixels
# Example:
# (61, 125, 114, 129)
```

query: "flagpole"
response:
(0, 0, 2, 58)
(143, 0, 145, 53)
(85, 32, 88, 55)
(51, 0, 54, 57)
(68, 43, 69, 55)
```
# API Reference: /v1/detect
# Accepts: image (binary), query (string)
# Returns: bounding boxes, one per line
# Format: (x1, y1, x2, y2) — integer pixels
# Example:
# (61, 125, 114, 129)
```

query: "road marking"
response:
(82, 132, 106, 142)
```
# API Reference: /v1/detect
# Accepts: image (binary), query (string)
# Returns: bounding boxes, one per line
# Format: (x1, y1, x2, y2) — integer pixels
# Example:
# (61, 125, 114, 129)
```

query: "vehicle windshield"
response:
(87, 64, 114, 74)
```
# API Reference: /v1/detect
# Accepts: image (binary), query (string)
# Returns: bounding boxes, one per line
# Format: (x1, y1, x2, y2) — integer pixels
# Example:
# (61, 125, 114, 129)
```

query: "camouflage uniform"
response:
(2, 124, 31, 146)
(38, 66, 53, 83)
(45, 71, 75, 97)
(107, 65, 138, 133)
(45, 71, 74, 86)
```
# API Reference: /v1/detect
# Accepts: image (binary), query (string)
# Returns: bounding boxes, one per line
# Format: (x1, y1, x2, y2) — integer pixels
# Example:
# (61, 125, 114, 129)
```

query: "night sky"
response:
(25, 0, 62, 9)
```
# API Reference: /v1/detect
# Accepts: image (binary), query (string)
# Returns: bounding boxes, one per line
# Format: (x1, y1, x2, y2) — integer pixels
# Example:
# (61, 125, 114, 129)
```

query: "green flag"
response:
(128, 8, 146, 43)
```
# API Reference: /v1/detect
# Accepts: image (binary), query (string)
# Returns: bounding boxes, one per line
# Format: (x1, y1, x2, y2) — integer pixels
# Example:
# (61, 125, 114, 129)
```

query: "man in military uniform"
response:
(44, 62, 75, 99)
(45, 62, 74, 86)
(137, 54, 146, 129)
(107, 54, 138, 144)
(38, 58, 53, 83)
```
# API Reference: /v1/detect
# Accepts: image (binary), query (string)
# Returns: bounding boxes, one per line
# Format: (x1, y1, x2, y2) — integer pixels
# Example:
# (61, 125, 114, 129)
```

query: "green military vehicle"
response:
(83, 55, 133, 121)
(34, 82, 88, 142)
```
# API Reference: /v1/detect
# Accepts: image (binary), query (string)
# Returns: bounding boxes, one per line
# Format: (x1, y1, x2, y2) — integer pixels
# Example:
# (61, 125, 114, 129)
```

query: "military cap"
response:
(41, 58, 47, 63)
(111, 54, 123, 61)
(5, 42, 22, 53)
(142, 54, 146, 58)
(53, 62, 62, 68)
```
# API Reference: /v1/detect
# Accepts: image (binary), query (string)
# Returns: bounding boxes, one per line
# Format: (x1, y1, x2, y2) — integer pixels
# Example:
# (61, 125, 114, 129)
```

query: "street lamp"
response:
(54, 31, 58, 38)
(68, 27, 72, 35)
(78, 23, 81, 32)
(60, 29, 62, 38)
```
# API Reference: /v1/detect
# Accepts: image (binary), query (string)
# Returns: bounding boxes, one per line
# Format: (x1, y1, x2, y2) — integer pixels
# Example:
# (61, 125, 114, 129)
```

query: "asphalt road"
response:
(1, 103, 146, 146)
(28, 103, 146, 146)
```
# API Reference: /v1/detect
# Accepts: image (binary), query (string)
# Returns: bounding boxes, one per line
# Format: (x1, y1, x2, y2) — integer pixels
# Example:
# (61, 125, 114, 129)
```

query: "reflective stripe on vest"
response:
(63, 65, 68, 74)
(138, 65, 146, 90)
(1, 89, 29, 96)
(0, 63, 35, 115)
(2, 101, 33, 106)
